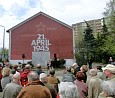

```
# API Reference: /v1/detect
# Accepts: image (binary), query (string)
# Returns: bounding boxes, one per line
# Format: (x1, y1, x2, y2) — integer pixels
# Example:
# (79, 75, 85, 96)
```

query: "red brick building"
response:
(7, 12, 74, 66)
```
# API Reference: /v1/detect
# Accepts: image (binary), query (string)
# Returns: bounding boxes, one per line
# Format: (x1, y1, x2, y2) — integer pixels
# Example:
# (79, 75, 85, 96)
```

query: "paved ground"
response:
(0, 62, 106, 97)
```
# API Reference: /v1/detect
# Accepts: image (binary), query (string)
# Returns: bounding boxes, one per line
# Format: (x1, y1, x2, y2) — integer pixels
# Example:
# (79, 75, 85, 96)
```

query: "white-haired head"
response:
(89, 69, 97, 76)
(58, 82, 80, 98)
(27, 71, 39, 82)
(39, 73, 47, 83)
(36, 64, 41, 68)
(101, 81, 115, 97)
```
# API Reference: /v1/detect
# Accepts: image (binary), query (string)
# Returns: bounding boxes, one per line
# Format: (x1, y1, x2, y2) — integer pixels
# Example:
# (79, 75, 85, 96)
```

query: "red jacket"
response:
(20, 70, 30, 86)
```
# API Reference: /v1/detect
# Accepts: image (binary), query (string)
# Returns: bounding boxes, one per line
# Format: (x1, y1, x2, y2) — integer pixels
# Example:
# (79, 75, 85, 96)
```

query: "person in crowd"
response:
(2, 62, 11, 77)
(40, 73, 57, 98)
(74, 71, 88, 98)
(80, 65, 88, 83)
(108, 57, 113, 64)
(0, 63, 3, 92)
(88, 58, 93, 69)
(102, 64, 115, 81)
(47, 60, 51, 69)
(57, 82, 80, 98)
(71, 63, 80, 76)
(1, 62, 11, 89)
(17, 71, 52, 98)
(20, 64, 31, 86)
(97, 66, 106, 80)
(62, 66, 66, 74)
(36, 64, 44, 76)
(47, 69, 60, 93)
(2, 73, 22, 98)
(98, 81, 115, 98)
(88, 69, 102, 98)
(10, 68, 17, 81)
(13, 65, 19, 72)
(62, 66, 76, 83)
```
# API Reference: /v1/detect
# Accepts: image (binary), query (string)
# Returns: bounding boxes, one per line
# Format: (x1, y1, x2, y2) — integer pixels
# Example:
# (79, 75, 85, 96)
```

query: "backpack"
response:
(20, 71, 30, 86)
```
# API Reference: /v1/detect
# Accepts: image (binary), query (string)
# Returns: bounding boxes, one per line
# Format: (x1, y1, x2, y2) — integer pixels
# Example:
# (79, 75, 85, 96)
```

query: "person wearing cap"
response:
(2, 73, 22, 98)
(40, 73, 57, 98)
(102, 64, 115, 82)
(71, 63, 80, 76)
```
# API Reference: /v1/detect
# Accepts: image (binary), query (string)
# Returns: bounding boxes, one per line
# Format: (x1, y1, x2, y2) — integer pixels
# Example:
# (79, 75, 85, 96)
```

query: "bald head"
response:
(12, 72, 20, 80)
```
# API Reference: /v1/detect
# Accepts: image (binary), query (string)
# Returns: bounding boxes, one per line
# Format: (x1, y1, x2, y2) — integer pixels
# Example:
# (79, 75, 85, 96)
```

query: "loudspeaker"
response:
(22, 54, 25, 59)
(54, 53, 57, 58)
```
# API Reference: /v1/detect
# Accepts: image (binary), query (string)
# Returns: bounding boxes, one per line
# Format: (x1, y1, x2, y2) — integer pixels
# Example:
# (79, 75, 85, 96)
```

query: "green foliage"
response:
(83, 21, 96, 60)
(75, 49, 87, 66)
(103, 0, 115, 34)
(100, 35, 115, 55)
(74, 39, 87, 66)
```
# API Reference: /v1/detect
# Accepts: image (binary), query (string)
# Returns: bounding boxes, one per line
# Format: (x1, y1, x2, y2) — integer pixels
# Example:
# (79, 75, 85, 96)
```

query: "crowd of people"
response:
(0, 61, 115, 98)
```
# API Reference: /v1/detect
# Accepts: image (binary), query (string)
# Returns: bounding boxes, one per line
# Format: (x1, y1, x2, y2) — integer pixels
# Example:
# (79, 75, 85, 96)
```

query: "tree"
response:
(83, 21, 96, 60)
(75, 40, 87, 66)
(95, 0, 115, 63)
(103, 0, 115, 33)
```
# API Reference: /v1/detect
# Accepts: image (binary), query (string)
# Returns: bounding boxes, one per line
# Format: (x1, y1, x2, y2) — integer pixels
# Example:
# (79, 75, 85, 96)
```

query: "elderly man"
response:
(1, 62, 11, 90)
(36, 64, 44, 75)
(57, 82, 80, 98)
(98, 81, 115, 98)
(17, 71, 52, 98)
(2, 73, 22, 98)
(88, 69, 102, 98)
(98, 64, 115, 98)
(102, 64, 115, 81)
(40, 73, 57, 98)
(2, 62, 11, 77)
(47, 69, 60, 93)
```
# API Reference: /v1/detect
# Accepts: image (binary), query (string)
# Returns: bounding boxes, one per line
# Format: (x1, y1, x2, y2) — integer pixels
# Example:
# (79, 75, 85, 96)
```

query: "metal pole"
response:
(0, 25, 5, 62)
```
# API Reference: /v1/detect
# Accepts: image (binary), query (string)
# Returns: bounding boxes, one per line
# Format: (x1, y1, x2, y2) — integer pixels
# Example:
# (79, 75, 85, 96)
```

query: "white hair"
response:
(101, 81, 115, 97)
(28, 71, 39, 81)
(89, 69, 97, 76)
(58, 82, 80, 98)
(39, 73, 47, 82)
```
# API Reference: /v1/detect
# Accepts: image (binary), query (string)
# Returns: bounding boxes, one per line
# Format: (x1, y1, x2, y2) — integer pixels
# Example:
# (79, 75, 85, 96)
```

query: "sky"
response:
(0, 0, 110, 49)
